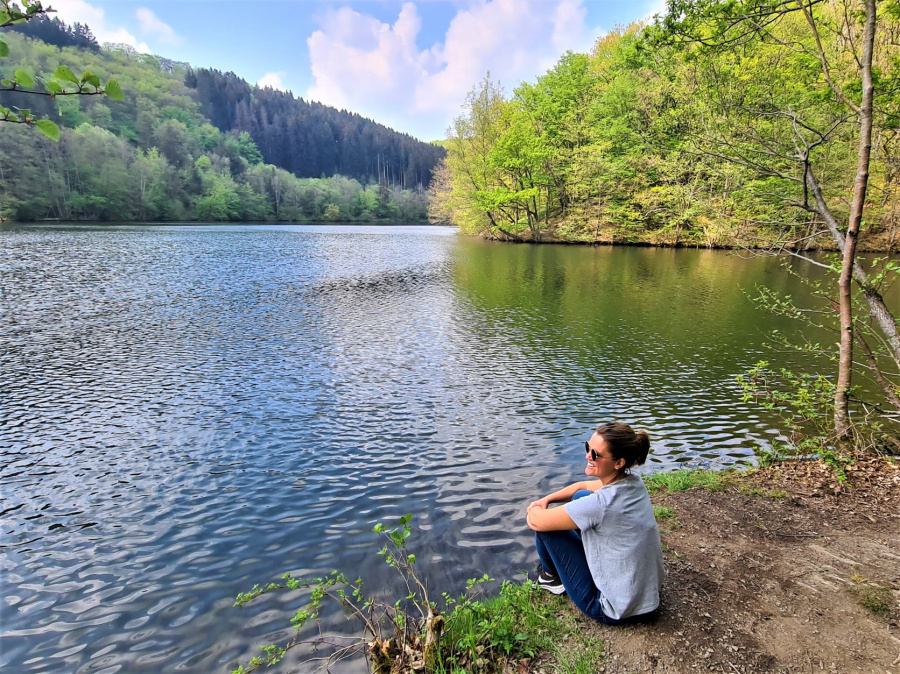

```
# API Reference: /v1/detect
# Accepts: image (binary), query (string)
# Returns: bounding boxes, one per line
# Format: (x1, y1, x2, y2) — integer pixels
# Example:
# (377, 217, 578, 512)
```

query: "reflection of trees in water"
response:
(448, 243, 846, 466)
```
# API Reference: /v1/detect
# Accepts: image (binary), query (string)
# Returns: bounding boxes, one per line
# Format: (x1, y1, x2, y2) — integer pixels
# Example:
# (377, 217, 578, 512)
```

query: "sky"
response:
(46, 0, 667, 141)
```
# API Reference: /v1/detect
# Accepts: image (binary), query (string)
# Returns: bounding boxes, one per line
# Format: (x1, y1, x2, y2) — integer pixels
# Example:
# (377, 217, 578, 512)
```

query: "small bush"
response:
(854, 585, 894, 618)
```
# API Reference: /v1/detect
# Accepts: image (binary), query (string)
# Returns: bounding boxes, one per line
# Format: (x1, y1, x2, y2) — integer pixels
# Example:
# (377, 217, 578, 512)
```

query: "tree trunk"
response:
(807, 167, 900, 370)
(833, 0, 877, 438)
(423, 612, 444, 671)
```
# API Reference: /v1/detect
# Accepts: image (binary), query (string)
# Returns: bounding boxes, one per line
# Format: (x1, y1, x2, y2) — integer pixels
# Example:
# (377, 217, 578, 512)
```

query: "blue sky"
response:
(49, 1, 666, 140)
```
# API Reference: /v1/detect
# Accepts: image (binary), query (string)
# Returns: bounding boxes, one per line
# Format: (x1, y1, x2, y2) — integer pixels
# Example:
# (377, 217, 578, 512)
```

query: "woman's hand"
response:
(527, 496, 550, 512)
(526, 500, 578, 532)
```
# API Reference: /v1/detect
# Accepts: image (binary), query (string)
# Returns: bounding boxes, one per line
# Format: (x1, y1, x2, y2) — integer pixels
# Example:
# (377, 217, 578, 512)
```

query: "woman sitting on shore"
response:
(526, 422, 663, 624)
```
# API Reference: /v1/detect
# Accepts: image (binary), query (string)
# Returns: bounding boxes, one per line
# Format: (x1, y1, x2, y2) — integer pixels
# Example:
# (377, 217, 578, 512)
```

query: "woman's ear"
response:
(615, 458, 626, 471)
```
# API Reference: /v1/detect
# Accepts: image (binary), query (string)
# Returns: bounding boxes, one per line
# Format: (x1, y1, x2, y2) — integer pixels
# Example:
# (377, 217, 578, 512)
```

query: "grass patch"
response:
(436, 581, 603, 673)
(852, 585, 893, 618)
(653, 505, 677, 520)
(554, 636, 606, 674)
(643, 469, 728, 495)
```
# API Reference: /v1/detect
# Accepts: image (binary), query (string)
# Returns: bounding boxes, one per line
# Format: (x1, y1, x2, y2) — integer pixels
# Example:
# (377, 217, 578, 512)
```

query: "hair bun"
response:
(596, 422, 652, 471)
(634, 430, 651, 466)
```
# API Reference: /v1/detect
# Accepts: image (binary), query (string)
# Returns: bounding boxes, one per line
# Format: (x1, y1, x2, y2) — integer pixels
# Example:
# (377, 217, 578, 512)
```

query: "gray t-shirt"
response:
(564, 474, 664, 619)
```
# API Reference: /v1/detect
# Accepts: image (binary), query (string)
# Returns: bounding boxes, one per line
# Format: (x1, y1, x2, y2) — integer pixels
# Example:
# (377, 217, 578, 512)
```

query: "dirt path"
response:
(577, 457, 900, 673)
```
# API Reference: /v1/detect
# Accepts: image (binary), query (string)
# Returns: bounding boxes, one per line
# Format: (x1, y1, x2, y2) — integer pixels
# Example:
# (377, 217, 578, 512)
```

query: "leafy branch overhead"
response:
(0, 0, 124, 140)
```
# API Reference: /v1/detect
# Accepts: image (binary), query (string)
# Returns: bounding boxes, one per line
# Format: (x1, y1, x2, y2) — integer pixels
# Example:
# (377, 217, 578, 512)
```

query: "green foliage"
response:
(439, 4, 900, 248)
(738, 362, 837, 432)
(32, 115, 54, 138)
(735, 361, 882, 480)
(225, 131, 263, 165)
(0, 2, 125, 139)
(737, 360, 838, 455)
(0, 119, 430, 222)
(852, 584, 894, 618)
(231, 515, 435, 673)
(322, 202, 341, 221)
(231, 517, 604, 674)
(436, 581, 561, 672)
(104, 79, 123, 101)
(754, 444, 788, 469)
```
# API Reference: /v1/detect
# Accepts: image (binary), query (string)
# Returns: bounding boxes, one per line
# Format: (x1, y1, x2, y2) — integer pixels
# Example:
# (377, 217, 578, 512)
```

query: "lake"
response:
(0, 224, 852, 672)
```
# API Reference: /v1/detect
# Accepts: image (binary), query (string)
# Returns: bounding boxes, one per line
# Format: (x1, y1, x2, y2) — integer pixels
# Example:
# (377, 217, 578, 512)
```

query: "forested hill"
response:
(1, 16, 442, 187)
(0, 16, 443, 223)
(187, 69, 443, 188)
(7, 14, 100, 53)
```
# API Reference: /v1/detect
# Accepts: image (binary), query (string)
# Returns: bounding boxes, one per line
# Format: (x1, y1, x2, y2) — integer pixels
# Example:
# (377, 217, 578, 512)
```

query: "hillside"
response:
(0, 17, 444, 222)
(186, 68, 441, 188)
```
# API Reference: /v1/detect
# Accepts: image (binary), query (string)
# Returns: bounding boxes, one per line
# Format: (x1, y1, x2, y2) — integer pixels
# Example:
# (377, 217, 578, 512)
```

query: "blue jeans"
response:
(534, 489, 631, 625)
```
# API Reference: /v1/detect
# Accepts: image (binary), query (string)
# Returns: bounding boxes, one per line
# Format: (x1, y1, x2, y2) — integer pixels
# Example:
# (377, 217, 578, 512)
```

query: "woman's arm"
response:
(525, 480, 598, 532)
(526, 502, 578, 531)
(526, 480, 597, 512)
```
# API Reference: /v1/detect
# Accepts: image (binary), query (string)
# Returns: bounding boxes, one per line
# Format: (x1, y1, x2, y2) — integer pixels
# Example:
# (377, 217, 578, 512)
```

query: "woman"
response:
(526, 422, 663, 624)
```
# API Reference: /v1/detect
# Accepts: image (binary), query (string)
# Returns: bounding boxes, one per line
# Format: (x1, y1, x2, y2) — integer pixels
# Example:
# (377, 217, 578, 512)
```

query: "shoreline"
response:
(459, 230, 900, 254)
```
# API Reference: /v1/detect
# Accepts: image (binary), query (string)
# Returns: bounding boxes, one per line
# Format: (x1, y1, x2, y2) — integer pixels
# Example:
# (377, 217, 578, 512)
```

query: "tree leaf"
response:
(46, 80, 62, 95)
(14, 69, 34, 88)
(80, 71, 101, 88)
(35, 119, 60, 141)
(104, 79, 124, 101)
(54, 65, 79, 84)
(0, 40, 9, 58)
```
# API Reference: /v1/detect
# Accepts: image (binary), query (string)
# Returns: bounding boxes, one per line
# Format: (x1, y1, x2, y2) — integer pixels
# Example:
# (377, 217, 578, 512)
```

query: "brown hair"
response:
(595, 422, 651, 472)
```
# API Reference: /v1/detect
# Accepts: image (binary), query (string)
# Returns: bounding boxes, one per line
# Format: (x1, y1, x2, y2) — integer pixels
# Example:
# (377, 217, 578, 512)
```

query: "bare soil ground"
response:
(564, 456, 900, 673)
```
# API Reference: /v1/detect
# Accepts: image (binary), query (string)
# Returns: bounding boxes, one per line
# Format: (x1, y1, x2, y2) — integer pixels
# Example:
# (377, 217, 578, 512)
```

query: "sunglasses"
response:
(584, 440, 611, 462)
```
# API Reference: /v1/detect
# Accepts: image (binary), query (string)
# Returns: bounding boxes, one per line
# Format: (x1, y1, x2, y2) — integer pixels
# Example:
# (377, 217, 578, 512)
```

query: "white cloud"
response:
(306, 0, 600, 141)
(258, 72, 287, 91)
(50, 0, 151, 52)
(136, 8, 180, 45)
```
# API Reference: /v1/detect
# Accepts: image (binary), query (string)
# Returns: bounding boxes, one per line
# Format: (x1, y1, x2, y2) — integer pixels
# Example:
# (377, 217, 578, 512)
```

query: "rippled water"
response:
(0, 224, 852, 672)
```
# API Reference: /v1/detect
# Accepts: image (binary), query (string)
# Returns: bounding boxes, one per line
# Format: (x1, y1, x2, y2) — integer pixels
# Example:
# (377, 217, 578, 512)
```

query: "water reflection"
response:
(0, 225, 862, 672)
(448, 241, 827, 466)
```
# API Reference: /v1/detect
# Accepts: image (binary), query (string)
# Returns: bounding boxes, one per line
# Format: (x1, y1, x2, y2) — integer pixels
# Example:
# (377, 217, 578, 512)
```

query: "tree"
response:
(131, 147, 169, 220)
(443, 74, 516, 238)
(659, 0, 900, 437)
(0, 0, 124, 140)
